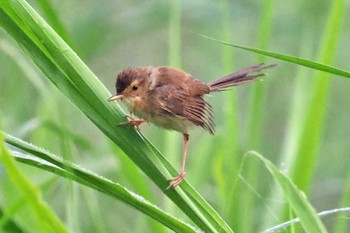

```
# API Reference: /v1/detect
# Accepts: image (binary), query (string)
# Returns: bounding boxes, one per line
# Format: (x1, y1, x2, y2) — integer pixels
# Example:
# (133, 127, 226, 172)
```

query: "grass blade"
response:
(262, 207, 350, 233)
(4, 132, 199, 233)
(289, 0, 345, 192)
(333, 170, 350, 233)
(247, 151, 328, 233)
(35, 0, 72, 46)
(0, 132, 70, 233)
(0, 207, 25, 233)
(216, 0, 239, 211)
(237, 0, 274, 232)
(198, 35, 350, 79)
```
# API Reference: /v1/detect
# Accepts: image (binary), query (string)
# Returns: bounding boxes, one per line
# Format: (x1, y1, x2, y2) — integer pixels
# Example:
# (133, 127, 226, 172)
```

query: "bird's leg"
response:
(119, 115, 147, 131)
(166, 133, 189, 190)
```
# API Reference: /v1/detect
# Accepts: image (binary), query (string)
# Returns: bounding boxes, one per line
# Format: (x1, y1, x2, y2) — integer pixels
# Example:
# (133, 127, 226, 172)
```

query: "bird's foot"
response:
(166, 171, 186, 190)
(119, 115, 147, 131)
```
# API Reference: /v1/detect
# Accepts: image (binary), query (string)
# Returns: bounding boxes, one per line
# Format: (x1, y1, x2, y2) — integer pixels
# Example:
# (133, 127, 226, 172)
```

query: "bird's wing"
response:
(155, 85, 215, 134)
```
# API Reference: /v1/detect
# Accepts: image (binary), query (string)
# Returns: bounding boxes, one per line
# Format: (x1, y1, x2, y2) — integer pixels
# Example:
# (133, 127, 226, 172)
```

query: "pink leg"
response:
(119, 115, 147, 131)
(166, 133, 189, 190)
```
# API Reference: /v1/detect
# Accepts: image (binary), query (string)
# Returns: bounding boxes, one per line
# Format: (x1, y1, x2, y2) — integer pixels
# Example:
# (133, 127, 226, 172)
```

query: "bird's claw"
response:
(119, 116, 147, 131)
(165, 172, 186, 190)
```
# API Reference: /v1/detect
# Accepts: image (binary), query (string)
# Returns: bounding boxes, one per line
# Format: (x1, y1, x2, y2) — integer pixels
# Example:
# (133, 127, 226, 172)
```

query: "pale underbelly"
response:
(133, 109, 193, 134)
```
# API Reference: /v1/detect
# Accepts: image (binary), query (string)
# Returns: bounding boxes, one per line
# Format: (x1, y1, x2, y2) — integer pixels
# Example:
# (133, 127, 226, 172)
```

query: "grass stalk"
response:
(261, 29, 313, 229)
(234, 0, 274, 232)
(290, 0, 345, 192)
(0, 132, 70, 233)
(4, 132, 199, 233)
(216, 0, 238, 208)
(333, 170, 350, 233)
(247, 151, 328, 233)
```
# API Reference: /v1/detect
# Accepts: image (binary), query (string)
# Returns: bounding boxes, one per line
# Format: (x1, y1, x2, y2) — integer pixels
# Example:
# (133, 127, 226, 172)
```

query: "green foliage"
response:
(0, 132, 69, 233)
(4, 132, 198, 233)
(247, 151, 328, 233)
(0, 0, 349, 232)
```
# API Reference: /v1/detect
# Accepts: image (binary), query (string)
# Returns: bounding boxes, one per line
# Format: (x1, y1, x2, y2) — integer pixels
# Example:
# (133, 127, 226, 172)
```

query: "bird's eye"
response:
(131, 85, 138, 91)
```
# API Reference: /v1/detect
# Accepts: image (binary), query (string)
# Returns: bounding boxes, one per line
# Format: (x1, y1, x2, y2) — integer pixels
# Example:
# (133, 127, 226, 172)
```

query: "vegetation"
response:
(0, 0, 349, 232)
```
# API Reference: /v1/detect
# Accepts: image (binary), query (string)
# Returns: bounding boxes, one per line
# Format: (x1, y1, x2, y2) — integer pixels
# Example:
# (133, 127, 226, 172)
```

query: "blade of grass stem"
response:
(34, 0, 73, 47)
(333, 170, 350, 233)
(261, 30, 313, 229)
(145, 137, 233, 233)
(247, 151, 328, 233)
(165, 0, 181, 164)
(217, 0, 242, 230)
(197, 35, 350, 79)
(260, 0, 345, 224)
(81, 189, 108, 233)
(0, 38, 47, 95)
(217, 0, 239, 214)
(290, 0, 345, 192)
(247, 0, 273, 150)
(4, 132, 199, 233)
(0, 133, 70, 233)
(262, 207, 350, 233)
(109, 143, 163, 233)
(0, 205, 25, 233)
(280, 0, 346, 220)
(236, 1, 274, 232)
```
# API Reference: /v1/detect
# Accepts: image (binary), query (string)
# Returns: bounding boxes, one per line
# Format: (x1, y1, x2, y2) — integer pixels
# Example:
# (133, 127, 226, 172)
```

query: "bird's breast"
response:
(123, 97, 193, 134)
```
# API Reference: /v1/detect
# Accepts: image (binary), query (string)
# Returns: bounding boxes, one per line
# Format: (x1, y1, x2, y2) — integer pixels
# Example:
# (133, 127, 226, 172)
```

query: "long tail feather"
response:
(208, 64, 276, 92)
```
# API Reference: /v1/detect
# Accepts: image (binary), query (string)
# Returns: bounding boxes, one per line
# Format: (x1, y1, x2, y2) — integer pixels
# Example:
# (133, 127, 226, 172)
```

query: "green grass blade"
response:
(198, 35, 350, 79)
(168, 0, 181, 68)
(146, 139, 234, 233)
(0, 38, 48, 95)
(164, 0, 181, 165)
(262, 207, 350, 233)
(109, 143, 163, 233)
(247, 151, 328, 233)
(0, 1, 233, 232)
(261, 32, 314, 229)
(198, 0, 345, 228)
(0, 207, 25, 233)
(216, 0, 239, 211)
(333, 170, 350, 233)
(0, 132, 70, 233)
(290, 0, 345, 192)
(247, 0, 274, 150)
(34, 0, 72, 46)
(4, 132, 199, 233)
(237, 1, 274, 232)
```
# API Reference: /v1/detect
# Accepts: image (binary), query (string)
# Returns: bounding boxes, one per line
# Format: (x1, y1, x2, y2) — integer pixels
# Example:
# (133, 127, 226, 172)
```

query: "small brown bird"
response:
(109, 64, 274, 189)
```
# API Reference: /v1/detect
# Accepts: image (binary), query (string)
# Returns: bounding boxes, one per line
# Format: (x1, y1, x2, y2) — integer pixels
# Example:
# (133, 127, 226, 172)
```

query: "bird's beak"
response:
(108, 94, 123, 101)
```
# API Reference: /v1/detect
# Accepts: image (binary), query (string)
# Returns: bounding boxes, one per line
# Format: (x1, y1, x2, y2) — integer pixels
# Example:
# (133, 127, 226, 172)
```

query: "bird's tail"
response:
(207, 64, 276, 92)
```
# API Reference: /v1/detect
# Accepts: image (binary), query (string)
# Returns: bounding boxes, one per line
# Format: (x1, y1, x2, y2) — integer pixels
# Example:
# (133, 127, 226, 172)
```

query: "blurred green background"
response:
(1, 0, 350, 232)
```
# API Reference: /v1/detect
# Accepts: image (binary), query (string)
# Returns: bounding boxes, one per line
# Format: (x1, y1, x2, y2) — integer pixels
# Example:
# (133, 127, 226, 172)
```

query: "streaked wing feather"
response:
(157, 86, 215, 134)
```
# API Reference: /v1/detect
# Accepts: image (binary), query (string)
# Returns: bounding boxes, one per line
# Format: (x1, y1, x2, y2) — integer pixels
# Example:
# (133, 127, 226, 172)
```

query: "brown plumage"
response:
(109, 64, 275, 189)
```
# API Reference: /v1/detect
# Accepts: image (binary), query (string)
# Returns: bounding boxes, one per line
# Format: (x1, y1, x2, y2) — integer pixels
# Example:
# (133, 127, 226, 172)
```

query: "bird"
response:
(108, 64, 275, 189)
